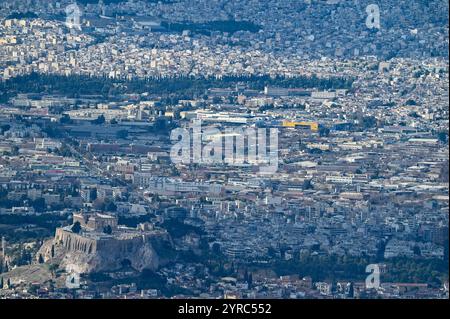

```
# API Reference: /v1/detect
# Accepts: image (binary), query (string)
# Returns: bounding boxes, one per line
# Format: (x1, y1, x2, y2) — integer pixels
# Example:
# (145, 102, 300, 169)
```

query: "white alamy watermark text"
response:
(170, 120, 279, 174)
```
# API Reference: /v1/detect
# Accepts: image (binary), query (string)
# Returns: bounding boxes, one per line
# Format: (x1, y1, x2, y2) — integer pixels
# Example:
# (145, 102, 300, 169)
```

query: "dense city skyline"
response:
(0, 0, 448, 303)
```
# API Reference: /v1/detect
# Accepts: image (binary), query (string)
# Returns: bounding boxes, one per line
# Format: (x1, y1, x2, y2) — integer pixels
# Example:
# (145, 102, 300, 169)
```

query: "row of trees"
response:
(0, 73, 354, 103)
(262, 253, 449, 285)
(162, 20, 261, 35)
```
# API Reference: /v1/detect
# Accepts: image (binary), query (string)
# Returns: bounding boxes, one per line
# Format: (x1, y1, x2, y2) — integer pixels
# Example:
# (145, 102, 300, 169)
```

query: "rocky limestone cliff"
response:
(37, 229, 173, 274)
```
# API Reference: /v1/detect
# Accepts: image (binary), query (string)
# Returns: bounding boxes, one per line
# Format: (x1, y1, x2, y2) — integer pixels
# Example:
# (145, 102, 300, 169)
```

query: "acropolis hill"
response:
(37, 212, 173, 274)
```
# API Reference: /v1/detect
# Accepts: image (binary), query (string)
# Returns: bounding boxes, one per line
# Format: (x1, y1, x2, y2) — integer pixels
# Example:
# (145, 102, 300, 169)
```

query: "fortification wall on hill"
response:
(39, 227, 173, 273)
(55, 228, 97, 254)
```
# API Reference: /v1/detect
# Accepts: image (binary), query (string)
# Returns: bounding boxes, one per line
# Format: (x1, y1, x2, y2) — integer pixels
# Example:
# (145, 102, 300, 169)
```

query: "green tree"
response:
(49, 264, 59, 278)
(93, 115, 105, 125)
(0, 124, 10, 134)
(104, 200, 117, 212)
(71, 221, 81, 234)
(11, 145, 19, 156)
(103, 225, 112, 235)
(116, 130, 128, 139)
(303, 179, 313, 190)
(31, 198, 46, 213)
(60, 114, 72, 124)
(437, 131, 448, 143)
